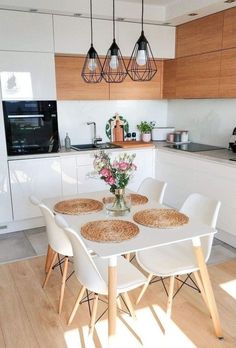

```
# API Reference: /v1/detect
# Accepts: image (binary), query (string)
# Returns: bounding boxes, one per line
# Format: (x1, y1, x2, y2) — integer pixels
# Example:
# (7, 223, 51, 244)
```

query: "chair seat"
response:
(93, 255, 147, 295)
(136, 241, 201, 277)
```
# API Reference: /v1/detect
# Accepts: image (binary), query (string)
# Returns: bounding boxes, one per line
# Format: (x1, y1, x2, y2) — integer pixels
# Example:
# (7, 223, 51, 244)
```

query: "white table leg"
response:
(108, 256, 117, 347)
(192, 237, 223, 339)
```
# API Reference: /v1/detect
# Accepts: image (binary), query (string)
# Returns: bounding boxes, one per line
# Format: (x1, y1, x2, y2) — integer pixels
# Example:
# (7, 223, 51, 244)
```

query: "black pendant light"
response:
(127, 0, 157, 81)
(102, 0, 127, 83)
(81, 0, 103, 83)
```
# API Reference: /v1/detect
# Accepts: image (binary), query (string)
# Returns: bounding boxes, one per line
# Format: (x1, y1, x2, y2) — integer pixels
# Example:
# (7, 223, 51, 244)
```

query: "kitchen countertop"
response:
(7, 141, 236, 167)
(154, 141, 236, 167)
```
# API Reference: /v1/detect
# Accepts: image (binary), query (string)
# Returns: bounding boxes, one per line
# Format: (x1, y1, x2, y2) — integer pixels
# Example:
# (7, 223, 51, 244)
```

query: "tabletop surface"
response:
(44, 190, 216, 259)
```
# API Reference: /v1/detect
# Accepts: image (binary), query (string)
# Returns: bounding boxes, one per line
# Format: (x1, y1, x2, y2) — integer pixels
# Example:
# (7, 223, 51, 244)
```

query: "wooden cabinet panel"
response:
(176, 12, 224, 58)
(162, 59, 176, 99)
(176, 52, 221, 98)
(222, 7, 236, 49)
(219, 48, 236, 98)
(55, 55, 109, 100)
(109, 60, 163, 100)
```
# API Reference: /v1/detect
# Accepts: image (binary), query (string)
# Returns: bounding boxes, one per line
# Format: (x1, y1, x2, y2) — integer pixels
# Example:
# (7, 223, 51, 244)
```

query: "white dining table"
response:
(44, 190, 223, 347)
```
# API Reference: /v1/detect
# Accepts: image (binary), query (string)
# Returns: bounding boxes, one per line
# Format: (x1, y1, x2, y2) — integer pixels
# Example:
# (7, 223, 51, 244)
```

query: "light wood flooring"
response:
(0, 256, 235, 348)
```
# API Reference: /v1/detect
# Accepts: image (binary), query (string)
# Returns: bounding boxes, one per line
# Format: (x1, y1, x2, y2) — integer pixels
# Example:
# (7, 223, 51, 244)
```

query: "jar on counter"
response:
(174, 131, 181, 143)
(167, 133, 175, 142)
(180, 130, 189, 142)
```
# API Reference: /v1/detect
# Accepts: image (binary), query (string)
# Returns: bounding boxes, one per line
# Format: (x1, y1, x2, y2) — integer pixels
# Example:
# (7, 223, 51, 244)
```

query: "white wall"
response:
(167, 99, 236, 147)
(57, 100, 168, 146)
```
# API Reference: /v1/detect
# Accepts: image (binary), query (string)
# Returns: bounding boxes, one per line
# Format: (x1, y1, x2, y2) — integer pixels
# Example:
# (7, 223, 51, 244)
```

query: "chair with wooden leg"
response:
(135, 193, 222, 337)
(55, 214, 147, 336)
(138, 177, 167, 204)
(29, 196, 73, 314)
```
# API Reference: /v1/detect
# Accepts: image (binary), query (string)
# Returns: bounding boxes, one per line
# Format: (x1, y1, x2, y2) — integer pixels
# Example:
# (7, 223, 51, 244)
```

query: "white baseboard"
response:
(0, 217, 45, 234)
(216, 229, 236, 248)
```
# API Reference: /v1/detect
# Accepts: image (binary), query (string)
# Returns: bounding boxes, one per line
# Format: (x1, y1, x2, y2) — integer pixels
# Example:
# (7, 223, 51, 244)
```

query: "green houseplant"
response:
(137, 121, 156, 142)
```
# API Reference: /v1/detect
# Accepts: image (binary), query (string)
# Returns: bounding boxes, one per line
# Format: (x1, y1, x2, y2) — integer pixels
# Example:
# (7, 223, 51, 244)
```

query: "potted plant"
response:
(137, 121, 156, 142)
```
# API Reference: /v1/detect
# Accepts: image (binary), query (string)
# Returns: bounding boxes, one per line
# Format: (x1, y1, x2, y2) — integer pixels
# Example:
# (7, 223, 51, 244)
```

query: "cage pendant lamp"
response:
(81, 0, 102, 83)
(127, 0, 157, 81)
(102, 0, 127, 83)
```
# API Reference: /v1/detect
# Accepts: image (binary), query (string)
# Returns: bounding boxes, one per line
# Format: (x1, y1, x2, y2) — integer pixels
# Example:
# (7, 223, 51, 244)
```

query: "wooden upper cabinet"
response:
(175, 51, 221, 98)
(219, 48, 236, 98)
(222, 7, 236, 49)
(55, 55, 109, 100)
(176, 12, 224, 58)
(109, 60, 163, 100)
(162, 59, 176, 99)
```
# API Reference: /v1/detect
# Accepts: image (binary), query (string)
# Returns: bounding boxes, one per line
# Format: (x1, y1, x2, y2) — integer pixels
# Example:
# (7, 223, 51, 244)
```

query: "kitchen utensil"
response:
(105, 115, 129, 140)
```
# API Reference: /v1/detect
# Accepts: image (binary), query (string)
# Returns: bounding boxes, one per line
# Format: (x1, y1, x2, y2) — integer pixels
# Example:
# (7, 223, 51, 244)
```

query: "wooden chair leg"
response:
(116, 296, 122, 310)
(125, 253, 131, 261)
(68, 286, 86, 325)
(89, 293, 99, 336)
(122, 292, 137, 320)
(42, 252, 58, 288)
(194, 245, 223, 338)
(45, 245, 55, 273)
(193, 271, 210, 313)
(58, 256, 69, 315)
(136, 273, 153, 304)
(167, 276, 175, 318)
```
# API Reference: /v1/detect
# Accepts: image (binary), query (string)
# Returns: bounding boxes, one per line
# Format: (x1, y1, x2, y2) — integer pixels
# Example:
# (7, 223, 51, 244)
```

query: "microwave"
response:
(3, 100, 59, 156)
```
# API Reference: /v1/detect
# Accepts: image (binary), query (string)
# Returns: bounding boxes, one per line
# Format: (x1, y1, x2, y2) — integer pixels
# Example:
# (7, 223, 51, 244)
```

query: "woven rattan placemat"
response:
(81, 220, 139, 243)
(133, 209, 189, 228)
(54, 198, 103, 215)
(102, 193, 148, 206)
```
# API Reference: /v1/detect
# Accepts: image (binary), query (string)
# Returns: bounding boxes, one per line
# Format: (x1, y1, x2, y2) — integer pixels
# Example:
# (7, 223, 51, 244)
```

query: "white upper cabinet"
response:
(0, 51, 56, 100)
(54, 15, 112, 55)
(0, 10, 54, 52)
(117, 22, 176, 58)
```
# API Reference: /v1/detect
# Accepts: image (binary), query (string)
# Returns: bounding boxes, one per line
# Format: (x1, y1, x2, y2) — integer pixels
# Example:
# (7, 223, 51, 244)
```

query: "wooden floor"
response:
(0, 256, 236, 348)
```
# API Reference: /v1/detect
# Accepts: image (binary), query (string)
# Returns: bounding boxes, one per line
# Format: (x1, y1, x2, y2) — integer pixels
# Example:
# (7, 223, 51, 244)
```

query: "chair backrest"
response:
(55, 215, 108, 295)
(180, 193, 221, 261)
(29, 195, 73, 256)
(138, 177, 167, 204)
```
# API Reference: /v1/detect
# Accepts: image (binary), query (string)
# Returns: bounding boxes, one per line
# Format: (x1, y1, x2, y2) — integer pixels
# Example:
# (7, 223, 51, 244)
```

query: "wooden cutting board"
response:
(113, 141, 155, 148)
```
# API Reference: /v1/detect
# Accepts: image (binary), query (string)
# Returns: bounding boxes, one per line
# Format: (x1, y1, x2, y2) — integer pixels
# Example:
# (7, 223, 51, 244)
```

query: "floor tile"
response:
(0, 232, 36, 264)
(25, 231, 48, 256)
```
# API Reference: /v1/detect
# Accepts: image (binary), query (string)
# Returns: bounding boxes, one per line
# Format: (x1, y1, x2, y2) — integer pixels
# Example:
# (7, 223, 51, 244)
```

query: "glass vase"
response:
(105, 188, 131, 216)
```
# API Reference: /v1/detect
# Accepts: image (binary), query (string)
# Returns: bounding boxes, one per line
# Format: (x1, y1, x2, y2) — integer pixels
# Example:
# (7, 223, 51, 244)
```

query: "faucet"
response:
(87, 122, 102, 145)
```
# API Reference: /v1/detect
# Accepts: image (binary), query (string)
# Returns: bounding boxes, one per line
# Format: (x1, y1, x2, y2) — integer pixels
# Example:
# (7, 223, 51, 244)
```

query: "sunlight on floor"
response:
(220, 279, 236, 300)
(63, 304, 197, 348)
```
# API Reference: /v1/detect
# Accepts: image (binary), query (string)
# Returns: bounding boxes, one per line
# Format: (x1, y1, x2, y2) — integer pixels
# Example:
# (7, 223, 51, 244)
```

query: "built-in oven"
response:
(3, 100, 59, 156)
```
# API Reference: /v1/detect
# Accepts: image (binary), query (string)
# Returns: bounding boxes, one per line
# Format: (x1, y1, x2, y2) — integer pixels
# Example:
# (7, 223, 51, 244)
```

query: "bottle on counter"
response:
(131, 132, 136, 141)
(64, 133, 71, 151)
(126, 133, 132, 141)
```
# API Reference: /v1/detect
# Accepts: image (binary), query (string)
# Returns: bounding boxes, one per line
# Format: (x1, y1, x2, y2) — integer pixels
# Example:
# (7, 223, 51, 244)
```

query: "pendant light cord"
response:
(141, 0, 144, 32)
(113, 0, 115, 39)
(90, 0, 93, 44)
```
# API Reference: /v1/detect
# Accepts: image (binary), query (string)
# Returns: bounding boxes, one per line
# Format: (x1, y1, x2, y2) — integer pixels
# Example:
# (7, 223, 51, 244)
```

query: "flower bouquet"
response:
(93, 151, 137, 215)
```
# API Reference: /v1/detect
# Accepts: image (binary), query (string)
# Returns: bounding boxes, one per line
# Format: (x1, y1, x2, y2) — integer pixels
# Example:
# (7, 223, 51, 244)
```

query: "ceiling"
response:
(0, 0, 235, 26)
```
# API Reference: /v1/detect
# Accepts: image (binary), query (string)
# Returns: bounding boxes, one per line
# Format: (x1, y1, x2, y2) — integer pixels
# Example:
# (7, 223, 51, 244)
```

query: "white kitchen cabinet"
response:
(9, 157, 62, 220)
(0, 158, 13, 225)
(53, 15, 112, 55)
(0, 10, 53, 52)
(0, 51, 56, 100)
(117, 21, 176, 58)
(156, 150, 236, 245)
(61, 156, 78, 196)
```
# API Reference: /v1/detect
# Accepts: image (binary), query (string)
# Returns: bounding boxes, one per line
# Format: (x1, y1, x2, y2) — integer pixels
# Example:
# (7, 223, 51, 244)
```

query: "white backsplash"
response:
(167, 99, 236, 147)
(57, 100, 168, 145)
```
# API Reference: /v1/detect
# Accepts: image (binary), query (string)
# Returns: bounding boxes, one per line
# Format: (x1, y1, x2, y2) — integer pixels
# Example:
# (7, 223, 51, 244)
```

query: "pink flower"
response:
(118, 162, 129, 171)
(100, 168, 111, 177)
(106, 176, 116, 185)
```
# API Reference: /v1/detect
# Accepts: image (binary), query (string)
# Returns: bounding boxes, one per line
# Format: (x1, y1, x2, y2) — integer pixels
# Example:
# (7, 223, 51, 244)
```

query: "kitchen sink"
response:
(71, 143, 121, 151)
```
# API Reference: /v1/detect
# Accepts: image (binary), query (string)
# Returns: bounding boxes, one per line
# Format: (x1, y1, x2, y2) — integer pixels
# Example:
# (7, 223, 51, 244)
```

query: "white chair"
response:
(138, 177, 167, 204)
(29, 195, 73, 314)
(136, 193, 221, 319)
(55, 214, 147, 336)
